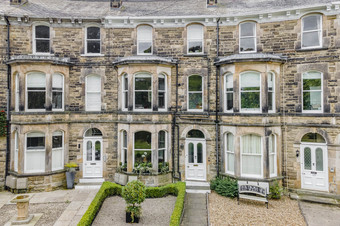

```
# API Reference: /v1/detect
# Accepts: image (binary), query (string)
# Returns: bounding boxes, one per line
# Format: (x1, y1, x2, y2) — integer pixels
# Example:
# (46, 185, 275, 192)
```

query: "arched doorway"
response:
(83, 128, 103, 178)
(185, 129, 206, 181)
(300, 133, 328, 191)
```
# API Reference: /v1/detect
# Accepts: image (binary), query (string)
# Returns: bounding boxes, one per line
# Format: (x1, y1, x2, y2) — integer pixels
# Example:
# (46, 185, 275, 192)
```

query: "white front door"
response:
(83, 138, 103, 178)
(185, 139, 206, 181)
(301, 144, 328, 191)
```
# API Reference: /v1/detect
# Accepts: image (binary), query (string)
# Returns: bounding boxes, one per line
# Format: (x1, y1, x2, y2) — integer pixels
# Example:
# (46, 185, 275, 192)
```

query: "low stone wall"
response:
(114, 172, 172, 187)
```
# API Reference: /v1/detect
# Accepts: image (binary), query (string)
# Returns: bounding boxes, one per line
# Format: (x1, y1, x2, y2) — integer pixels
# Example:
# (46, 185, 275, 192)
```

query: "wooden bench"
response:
(237, 181, 269, 209)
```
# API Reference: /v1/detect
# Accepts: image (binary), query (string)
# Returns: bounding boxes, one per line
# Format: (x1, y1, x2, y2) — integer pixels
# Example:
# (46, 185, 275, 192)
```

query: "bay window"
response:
(25, 132, 45, 173)
(268, 72, 275, 113)
(302, 15, 322, 49)
(52, 131, 64, 171)
(241, 134, 262, 178)
(240, 72, 261, 113)
(26, 72, 46, 111)
(225, 133, 234, 174)
(86, 26, 101, 54)
(134, 74, 152, 110)
(269, 134, 277, 177)
(187, 24, 203, 54)
(134, 131, 152, 164)
(158, 131, 166, 164)
(239, 22, 256, 53)
(302, 71, 322, 112)
(158, 74, 166, 110)
(86, 74, 101, 111)
(188, 75, 203, 111)
(34, 25, 50, 54)
(52, 73, 64, 110)
(122, 74, 128, 111)
(225, 73, 233, 112)
(137, 25, 153, 55)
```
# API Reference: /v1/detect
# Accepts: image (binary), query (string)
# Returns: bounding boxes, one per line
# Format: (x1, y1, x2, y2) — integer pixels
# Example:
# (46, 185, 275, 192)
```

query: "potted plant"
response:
(65, 162, 78, 189)
(122, 180, 146, 223)
(158, 162, 169, 174)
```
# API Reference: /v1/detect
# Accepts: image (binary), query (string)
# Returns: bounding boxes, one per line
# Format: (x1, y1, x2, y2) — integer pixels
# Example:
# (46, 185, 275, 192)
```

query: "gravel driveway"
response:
(209, 192, 306, 226)
(93, 196, 176, 226)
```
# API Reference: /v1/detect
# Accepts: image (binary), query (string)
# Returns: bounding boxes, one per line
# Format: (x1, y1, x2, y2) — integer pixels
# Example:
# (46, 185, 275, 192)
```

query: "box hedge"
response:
(77, 181, 185, 226)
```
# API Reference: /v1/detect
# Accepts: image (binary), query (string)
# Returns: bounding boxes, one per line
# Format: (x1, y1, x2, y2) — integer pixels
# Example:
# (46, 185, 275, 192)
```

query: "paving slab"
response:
(181, 193, 207, 226)
(299, 201, 340, 226)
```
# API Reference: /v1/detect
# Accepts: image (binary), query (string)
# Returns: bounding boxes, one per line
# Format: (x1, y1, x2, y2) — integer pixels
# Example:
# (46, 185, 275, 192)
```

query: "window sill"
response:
(29, 53, 54, 56)
(183, 54, 207, 57)
(9, 169, 66, 177)
(296, 47, 328, 52)
(81, 54, 105, 57)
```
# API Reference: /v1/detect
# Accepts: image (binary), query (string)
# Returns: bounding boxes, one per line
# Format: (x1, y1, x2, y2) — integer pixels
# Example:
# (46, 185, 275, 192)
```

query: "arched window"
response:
(85, 128, 103, 137)
(121, 130, 128, 166)
(137, 25, 153, 55)
(302, 14, 322, 49)
(188, 75, 203, 111)
(240, 71, 261, 113)
(239, 22, 256, 53)
(52, 73, 64, 110)
(134, 73, 152, 110)
(187, 129, 205, 139)
(86, 74, 101, 111)
(269, 134, 277, 177)
(158, 131, 167, 164)
(15, 73, 19, 112)
(187, 24, 203, 54)
(122, 74, 128, 111)
(26, 72, 46, 111)
(225, 73, 233, 112)
(134, 131, 152, 164)
(25, 132, 45, 173)
(302, 71, 322, 113)
(268, 72, 275, 113)
(158, 74, 167, 110)
(14, 131, 19, 172)
(225, 133, 234, 174)
(52, 131, 64, 171)
(86, 26, 101, 54)
(301, 133, 326, 143)
(241, 134, 262, 177)
(33, 25, 50, 54)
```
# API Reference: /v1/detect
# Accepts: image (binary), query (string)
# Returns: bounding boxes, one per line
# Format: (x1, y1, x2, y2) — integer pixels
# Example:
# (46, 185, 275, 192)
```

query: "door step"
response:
(75, 178, 105, 190)
(290, 189, 340, 206)
(186, 181, 211, 194)
(79, 178, 105, 183)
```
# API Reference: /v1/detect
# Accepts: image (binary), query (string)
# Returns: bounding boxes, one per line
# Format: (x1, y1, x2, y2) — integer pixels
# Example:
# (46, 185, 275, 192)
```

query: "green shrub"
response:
(169, 182, 185, 226)
(269, 180, 282, 199)
(211, 176, 238, 198)
(122, 180, 146, 222)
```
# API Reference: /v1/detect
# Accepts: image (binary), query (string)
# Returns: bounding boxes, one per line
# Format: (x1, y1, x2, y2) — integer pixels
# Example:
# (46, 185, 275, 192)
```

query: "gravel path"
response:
(209, 192, 306, 226)
(93, 196, 177, 226)
(0, 203, 69, 226)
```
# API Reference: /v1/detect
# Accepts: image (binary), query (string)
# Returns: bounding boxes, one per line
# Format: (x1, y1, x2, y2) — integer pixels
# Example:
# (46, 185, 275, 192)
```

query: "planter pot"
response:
(126, 212, 140, 223)
(66, 171, 75, 189)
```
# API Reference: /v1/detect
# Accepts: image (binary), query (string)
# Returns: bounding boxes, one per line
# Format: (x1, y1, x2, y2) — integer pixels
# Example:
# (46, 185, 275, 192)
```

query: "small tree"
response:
(122, 180, 146, 223)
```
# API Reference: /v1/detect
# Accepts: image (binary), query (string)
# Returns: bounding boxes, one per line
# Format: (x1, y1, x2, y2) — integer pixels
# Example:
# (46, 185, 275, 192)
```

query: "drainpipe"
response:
(215, 18, 220, 177)
(4, 16, 11, 186)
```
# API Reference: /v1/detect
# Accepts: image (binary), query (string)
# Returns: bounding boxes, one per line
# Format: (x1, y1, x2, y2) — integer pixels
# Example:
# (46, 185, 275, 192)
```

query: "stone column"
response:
(127, 129, 134, 172)
(263, 128, 270, 179)
(45, 73, 52, 111)
(45, 126, 52, 172)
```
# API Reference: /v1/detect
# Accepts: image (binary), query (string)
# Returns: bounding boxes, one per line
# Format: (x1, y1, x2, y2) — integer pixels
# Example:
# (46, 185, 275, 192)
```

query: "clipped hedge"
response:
(77, 181, 186, 226)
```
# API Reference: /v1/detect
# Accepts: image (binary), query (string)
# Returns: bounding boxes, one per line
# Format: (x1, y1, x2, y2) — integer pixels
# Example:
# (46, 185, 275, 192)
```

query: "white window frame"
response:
(301, 14, 322, 49)
(239, 71, 261, 113)
(137, 25, 153, 55)
(14, 131, 19, 172)
(240, 134, 263, 178)
(225, 133, 234, 175)
(85, 26, 101, 55)
(121, 130, 128, 165)
(15, 73, 19, 112)
(32, 24, 51, 55)
(52, 131, 64, 171)
(25, 72, 46, 112)
(268, 72, 275, 113)
(302, 71, 323, 113)
(158, 130, 167, 163)
(25, 132, 46, 173)
(158, 74, 167, 111)
(85, 74, 101, 112)
(187, 75, 204, 112)
(122, 74, 128, 111)
(52, 73, 64, 111)
(133, 73, 153, 112)
(224, 73, 233, 112)
(187, 24, 204, 55)
(269, 134, 277, 177)
(133, 131, 153, 166)
(239, 22, 257, 53)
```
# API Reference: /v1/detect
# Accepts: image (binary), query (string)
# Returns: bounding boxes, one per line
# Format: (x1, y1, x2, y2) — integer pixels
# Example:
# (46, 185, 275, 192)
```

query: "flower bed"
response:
(77, 181, 185, 226)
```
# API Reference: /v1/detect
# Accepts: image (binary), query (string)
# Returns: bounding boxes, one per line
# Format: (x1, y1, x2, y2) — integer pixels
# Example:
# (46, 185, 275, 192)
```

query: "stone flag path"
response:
(181, 193, 208, 226)
(299, 201, 340, 226)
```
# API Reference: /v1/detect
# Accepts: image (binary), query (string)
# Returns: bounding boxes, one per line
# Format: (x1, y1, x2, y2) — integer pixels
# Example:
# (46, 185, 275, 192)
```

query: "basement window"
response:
(34, 25, 50, 54)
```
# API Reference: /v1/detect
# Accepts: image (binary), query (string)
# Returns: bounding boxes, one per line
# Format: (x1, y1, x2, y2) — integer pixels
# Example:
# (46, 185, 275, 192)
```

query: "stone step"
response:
(296, 189, 340, 200)
(185, 181, 211, 194)
(79, 178, 105, 183)
(75, 182, 102, 190)
(290, 192, 340, 206)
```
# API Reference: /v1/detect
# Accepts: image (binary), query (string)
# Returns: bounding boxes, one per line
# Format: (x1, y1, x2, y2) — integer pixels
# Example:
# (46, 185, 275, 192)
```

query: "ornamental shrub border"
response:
(77, 181, 186, 226)
(0, 110, 6, 137)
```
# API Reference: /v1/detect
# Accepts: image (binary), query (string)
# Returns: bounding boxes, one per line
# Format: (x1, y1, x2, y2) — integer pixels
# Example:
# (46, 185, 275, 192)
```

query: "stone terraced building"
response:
(0, 0, 339, 198)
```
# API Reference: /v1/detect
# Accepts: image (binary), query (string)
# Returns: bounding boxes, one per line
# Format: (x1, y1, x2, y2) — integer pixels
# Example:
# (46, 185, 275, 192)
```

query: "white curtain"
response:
(269, 134, 276, 175)
(53, 73, 63, 88)
(226, 133, 234, 173)
(27, 72, 46, 88)
(225, 74, 233, 89)
(240, 72, 260, 88)
(188, 24, 203, 40)
(86, 75, 101, 111)
(242, 134, 262, 176)
(138, 26, 152, 41)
